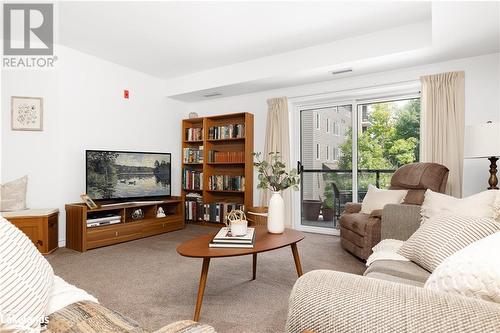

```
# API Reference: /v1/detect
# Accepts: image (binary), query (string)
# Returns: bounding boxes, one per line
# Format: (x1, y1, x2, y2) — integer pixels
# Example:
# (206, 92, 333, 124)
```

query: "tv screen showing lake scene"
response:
(86, 150, 171, 200)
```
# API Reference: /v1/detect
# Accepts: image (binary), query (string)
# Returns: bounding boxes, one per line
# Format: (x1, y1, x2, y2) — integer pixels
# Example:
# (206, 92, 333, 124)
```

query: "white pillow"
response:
(46, 275, 98, 316)
(0, 175, 28, 211)
(421, 189, 500, 224)
(360, 184, 407, 214)
(0, 217, 54, 331)
(425, 232, 500, 303)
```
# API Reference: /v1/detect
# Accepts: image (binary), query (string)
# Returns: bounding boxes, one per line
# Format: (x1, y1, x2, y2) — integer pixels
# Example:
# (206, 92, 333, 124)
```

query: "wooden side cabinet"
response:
(2, 209, 59, 254)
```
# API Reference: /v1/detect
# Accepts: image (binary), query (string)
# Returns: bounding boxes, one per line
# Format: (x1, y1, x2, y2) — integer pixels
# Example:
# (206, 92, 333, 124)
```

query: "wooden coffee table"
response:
(177, 226, 305, 321)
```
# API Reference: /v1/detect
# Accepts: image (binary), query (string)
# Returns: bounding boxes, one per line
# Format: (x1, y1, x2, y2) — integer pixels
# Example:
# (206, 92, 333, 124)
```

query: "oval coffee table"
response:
(177, 226, 305, 321)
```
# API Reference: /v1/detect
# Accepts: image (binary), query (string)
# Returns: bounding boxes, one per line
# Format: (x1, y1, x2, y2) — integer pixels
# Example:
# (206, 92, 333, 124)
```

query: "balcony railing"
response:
(300, 168, 396, 228)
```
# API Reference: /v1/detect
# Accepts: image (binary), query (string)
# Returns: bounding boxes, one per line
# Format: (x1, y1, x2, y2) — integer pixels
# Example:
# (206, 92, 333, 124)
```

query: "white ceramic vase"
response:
(267, 191, 285, 234)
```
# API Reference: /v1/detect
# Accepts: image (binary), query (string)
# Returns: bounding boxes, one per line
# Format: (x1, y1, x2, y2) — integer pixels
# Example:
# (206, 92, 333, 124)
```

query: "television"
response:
(86, 150, 171, 200)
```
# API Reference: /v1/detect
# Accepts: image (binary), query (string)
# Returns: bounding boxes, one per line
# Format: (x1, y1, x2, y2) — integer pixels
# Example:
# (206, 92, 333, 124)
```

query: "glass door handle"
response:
(297, 161, 303, 174)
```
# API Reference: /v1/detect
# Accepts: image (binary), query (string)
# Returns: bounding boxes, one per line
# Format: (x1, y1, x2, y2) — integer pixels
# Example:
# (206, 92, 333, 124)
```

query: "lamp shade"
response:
(464, 122, 500, 158)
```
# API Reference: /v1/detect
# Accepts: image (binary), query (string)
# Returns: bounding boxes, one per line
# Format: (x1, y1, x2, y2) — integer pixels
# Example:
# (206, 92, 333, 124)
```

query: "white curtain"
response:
(260, 97, 293, 227)
(420, 71, 465, 197)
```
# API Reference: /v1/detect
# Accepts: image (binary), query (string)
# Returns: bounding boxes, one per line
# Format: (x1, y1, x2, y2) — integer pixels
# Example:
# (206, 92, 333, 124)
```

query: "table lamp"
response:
(464, 121, 500, 189)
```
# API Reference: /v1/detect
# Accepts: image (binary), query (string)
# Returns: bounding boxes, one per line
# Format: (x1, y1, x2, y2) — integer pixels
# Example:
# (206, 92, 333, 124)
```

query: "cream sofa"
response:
(286, 204, 500, 333)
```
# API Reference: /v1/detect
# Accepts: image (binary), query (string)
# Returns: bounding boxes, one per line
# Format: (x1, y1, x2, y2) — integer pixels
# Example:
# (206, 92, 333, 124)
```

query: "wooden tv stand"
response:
(65, 197, 184, 252)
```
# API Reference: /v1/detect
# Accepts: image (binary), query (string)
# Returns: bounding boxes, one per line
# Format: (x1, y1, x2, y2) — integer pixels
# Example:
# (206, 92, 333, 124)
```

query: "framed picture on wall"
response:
(11, 96, 44, 131)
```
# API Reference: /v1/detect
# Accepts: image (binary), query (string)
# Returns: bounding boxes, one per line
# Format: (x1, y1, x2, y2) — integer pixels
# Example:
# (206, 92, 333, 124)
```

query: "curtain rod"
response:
(288, 79, 421, 100)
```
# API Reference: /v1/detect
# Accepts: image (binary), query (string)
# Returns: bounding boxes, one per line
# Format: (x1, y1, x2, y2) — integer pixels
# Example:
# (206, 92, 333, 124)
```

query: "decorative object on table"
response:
(188, 112, 199, 119)
(11, 96, 43, 131)
(254, 152, 300, 234)
(246, 206, 268, 226)
(224, 209, 248, 236)
(131, 208, 144, 220)
(464, 121, 500, 189)
(156, 207, 166, 218)
(0, 175, 28, 212)
(80, 194, 99, 210)
(209, 226, 255, 248)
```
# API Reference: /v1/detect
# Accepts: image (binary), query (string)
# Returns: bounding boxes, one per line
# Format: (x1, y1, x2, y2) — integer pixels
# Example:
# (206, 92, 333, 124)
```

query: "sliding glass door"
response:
(296, 96, 420, 234)
(299, 104, 353, 232)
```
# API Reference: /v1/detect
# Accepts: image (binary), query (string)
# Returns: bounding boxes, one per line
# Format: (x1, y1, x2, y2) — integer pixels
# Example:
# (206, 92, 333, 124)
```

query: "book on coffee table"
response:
(209, 227, 255, 248)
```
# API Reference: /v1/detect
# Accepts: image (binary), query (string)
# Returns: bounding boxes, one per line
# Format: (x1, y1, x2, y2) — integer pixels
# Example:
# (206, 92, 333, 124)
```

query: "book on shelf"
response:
(185, 193, 204, 221)
(208, 124, 245, 140)
(208, 150, 244, 163)
(209, 227, 255, 248)
(185, 127, 203, 141)
(208, 175, 245, 191)
(203, 202, 245, 223)
(183, 146, 204, 163)
(182, 169, 203, 190)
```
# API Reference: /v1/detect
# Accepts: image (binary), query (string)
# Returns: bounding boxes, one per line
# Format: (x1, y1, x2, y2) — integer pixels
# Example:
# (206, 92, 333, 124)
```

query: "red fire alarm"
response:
(124, 89, 129, 99)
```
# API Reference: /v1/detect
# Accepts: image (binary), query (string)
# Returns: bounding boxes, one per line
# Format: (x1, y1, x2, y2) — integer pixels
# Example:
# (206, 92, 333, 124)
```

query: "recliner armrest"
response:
(343, 202, 362, 214)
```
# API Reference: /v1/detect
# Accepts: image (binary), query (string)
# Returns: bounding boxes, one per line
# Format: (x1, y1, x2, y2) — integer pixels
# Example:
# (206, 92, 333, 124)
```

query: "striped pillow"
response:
(397, 214, 500, 272)
(0, 217, 54, 330)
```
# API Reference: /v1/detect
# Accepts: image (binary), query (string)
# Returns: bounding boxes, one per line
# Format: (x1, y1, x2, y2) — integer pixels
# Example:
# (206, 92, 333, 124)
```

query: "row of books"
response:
(208, 150, 245, 163)
(209, 227, 255, 248)
(183, 146, 204, 164)
(182, 169, 203, 190)
(208, 124, 245, 140)
(208, 175, 245, 192)
(186, 127, 203, 141)
(185, 199, 245, 223)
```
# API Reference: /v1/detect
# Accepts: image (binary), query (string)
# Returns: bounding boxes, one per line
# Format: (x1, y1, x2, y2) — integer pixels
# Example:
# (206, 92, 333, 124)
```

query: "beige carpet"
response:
(47, 224, 365, 333)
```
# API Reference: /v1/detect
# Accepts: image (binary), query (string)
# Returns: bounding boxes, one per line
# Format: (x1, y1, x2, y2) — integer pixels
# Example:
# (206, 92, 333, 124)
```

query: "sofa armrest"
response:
(380, 204, 421, 241)
(343, 202, 362, 214)
(286, 270, 500, 333)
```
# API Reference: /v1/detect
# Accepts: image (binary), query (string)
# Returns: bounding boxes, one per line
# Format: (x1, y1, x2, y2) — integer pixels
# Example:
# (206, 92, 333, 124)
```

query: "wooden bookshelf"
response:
(182, 112, 254, 226)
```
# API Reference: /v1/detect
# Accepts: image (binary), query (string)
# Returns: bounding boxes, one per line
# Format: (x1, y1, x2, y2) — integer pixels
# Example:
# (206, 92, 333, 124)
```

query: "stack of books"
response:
(209, 227, 255, 248)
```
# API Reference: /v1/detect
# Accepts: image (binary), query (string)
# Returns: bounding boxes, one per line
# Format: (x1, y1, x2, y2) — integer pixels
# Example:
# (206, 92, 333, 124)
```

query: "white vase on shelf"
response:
(267, 191, 285, 234)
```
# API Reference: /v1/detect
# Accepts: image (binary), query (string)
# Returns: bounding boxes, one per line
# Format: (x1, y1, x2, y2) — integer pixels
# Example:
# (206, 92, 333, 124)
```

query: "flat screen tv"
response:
(86, 150, 171, 200)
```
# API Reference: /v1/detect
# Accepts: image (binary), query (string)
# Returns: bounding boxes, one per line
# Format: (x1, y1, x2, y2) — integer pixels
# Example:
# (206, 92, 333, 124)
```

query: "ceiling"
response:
(57, 1, 499, 102)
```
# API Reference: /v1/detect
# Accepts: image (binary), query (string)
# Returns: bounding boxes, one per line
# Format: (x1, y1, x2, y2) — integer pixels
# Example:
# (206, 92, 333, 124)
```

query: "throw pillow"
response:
(397, 214, 500, 272)
(425, 232, 500, 303)
(420, 189, 500, 224)
(360, 184, 407, 214)
(0, 175, 28, 211)
(0, 217, 54, 331)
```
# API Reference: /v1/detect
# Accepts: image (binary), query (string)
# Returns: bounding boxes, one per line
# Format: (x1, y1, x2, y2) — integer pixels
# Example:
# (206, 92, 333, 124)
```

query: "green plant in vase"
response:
(253, 152, 300, 233)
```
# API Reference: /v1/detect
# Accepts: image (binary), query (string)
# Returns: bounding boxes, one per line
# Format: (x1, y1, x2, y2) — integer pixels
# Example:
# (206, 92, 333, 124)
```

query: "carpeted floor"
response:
(47, 224, 365, 333)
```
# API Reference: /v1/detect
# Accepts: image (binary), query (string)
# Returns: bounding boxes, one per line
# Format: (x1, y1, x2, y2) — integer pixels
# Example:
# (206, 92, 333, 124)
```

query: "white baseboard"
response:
(58, 239, 66, 247)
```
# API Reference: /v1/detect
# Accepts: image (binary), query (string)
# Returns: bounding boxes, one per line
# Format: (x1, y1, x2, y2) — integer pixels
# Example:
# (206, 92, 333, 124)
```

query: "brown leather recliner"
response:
(339, 162, 449, 260)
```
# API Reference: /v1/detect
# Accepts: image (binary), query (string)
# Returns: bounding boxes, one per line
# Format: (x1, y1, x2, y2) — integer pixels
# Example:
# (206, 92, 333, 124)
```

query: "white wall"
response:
(189, 53, 500, 199)
(1, 46, 188, 246)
